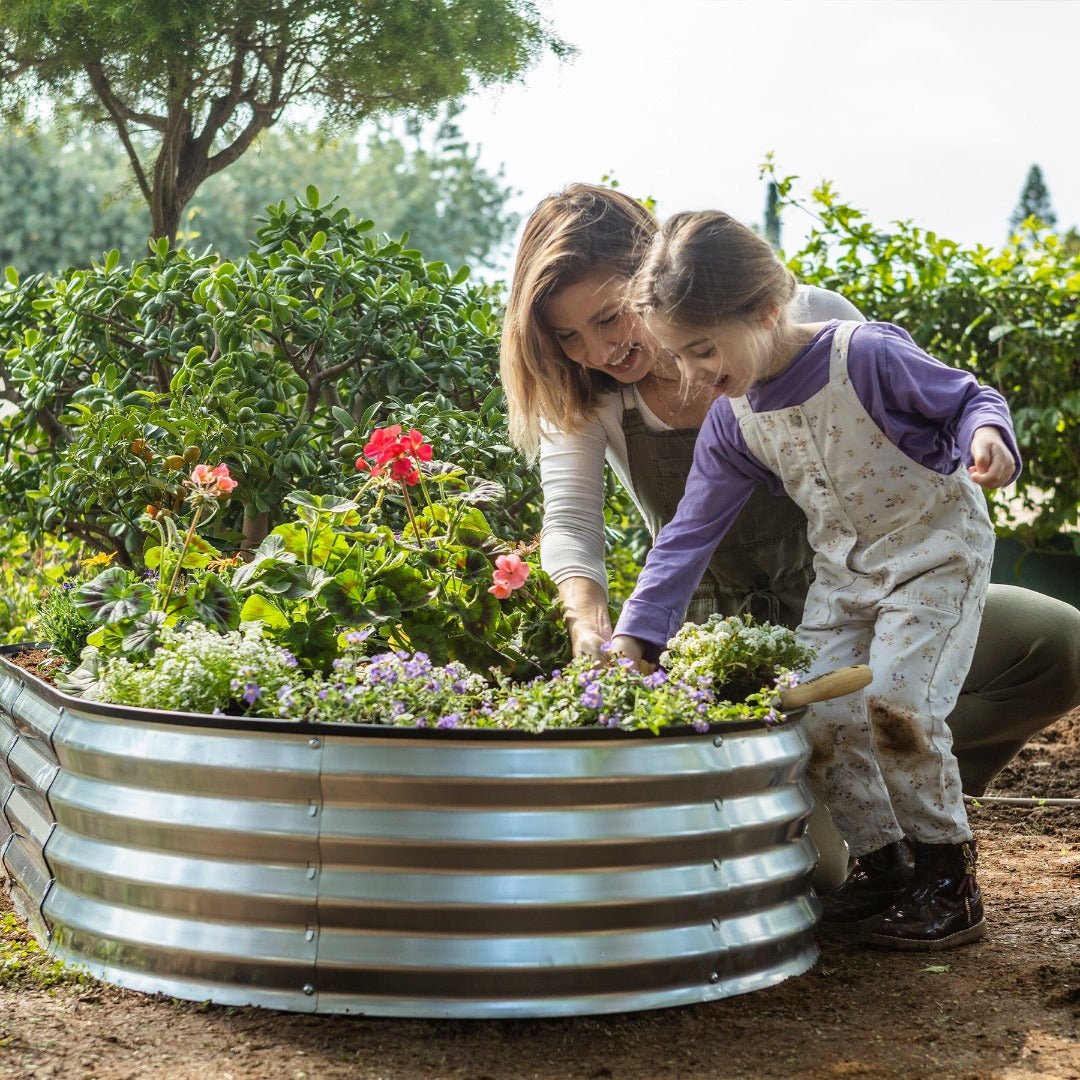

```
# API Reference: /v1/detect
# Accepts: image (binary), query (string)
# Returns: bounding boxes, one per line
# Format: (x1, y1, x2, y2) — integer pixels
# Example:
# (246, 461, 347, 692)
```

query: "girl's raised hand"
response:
(968, 426, 1016, 490)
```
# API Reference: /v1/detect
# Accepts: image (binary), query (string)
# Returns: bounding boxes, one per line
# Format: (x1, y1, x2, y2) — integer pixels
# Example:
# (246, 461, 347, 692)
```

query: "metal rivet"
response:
(712, 858, 722, 871)
(305, 928, 315, 942)
(308, 802, 318, 816)
(302, 983, 315, 996)
(307, 866, 317, 880)
(711, 918, 722, 932)
(309, 737, 321, 749)
(714, 798, 723, 811)
(713, 735, 723, 747)
(709, 972, 720, 984)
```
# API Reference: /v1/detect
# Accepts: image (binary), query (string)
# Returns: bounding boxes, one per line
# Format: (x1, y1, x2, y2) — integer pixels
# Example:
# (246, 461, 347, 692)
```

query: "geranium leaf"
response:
(187, 572, 241, 631)
(121, 610, 167, 654)
(75, 567, 153, 624)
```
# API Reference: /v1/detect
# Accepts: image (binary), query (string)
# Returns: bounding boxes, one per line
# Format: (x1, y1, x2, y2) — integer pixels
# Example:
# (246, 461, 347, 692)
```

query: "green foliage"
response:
(0, 190, 541, 561)
(0, 912, 87, 989)
(284, 648, 490, 727)
(0, 0, 566, 240)
(764, 162, 1080, 547)
(483, 654, 786, 734)
(0, 116, 519, 275)
(35, 580, 94, 665)
(0, 531, 86, 645)
(661, 614, 816, 705)
(88, 625, 792, 733)
(67, 423, 565, 678)
(188, 115, 520, 272)
(0, 124, 148, 273)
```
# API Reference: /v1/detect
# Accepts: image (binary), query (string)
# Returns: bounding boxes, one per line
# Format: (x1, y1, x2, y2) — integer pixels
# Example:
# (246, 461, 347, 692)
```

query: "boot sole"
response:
(861, 918, 987, 952)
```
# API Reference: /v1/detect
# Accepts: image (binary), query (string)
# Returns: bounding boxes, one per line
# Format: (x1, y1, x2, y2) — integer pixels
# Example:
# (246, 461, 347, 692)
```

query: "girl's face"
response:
(543, 271, 658, 383)
(645, 314, 774, 398)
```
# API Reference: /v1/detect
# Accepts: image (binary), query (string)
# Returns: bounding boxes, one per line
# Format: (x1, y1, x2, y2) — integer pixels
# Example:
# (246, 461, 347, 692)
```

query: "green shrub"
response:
(0, 187, 543, 566)
(769, 163, 1080, 548)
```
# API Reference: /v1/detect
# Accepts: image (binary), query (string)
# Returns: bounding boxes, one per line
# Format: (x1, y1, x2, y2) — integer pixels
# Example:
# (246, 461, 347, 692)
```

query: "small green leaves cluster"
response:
(0, 912, 88, 990)
(34, 581, 95, 666)
(661, 614, 817, 706)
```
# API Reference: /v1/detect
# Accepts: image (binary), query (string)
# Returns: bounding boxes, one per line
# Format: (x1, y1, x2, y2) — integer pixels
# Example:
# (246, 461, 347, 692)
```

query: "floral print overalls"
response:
(729, 322, 994, 855)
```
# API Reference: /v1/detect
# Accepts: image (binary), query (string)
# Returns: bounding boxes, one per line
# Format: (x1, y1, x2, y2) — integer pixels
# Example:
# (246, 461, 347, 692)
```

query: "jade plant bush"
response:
(0, 188, 544, 566)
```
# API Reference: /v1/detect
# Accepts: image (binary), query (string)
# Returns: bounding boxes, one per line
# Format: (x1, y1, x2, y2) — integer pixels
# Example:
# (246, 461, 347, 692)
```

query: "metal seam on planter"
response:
(0, 647, 820, 1017)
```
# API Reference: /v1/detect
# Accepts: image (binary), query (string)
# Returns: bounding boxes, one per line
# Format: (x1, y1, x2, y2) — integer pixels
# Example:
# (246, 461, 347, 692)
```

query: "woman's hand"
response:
(969, 426, 1016, 490)
(558, 577, 613, 660)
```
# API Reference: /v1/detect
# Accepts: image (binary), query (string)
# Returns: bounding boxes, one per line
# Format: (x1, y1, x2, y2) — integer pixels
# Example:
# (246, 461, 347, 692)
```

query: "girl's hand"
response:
(968, 426, 1016, 490)
(608, 634, 643, 662)
(608, 634, 657, 675)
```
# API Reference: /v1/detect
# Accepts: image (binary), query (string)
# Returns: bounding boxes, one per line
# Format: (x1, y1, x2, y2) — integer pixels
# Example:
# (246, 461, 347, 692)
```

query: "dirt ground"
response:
(2, 709, 1077, 1080)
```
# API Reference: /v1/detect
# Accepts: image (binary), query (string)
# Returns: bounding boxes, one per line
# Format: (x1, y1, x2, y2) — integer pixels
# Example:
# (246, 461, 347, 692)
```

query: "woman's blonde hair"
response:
(500, 183, 656, 457)
(630, 211, 798, 384)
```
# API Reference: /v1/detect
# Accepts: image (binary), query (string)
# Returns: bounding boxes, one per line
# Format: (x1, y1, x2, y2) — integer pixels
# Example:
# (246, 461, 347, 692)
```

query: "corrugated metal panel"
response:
(0, 650, 819, 1017)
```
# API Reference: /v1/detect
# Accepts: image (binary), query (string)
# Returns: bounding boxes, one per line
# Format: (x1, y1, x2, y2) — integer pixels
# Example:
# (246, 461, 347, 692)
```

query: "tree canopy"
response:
(0, 0, 566, 240)
(0, 115, 520, 273)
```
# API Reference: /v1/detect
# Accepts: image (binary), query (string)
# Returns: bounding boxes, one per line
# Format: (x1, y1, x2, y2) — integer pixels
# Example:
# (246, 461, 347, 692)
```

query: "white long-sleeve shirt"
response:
(538, 286, 867, 594)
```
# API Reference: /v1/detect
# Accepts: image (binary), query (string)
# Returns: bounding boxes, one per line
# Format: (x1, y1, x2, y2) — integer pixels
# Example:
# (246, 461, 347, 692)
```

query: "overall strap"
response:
(729, 394, 752, 420)
(829, 320, 860, 382)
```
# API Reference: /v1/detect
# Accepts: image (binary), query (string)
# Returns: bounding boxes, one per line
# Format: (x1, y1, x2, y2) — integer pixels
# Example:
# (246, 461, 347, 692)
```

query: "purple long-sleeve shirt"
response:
(614, 321, 1021, 651)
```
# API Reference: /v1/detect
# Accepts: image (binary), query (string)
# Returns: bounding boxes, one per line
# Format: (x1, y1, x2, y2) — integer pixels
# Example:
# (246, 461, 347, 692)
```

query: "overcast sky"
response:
(455, 0, 1080, 272)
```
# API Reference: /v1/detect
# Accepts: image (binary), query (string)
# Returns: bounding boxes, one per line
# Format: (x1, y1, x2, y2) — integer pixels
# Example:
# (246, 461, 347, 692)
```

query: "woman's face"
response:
(543, 271, 658, 384)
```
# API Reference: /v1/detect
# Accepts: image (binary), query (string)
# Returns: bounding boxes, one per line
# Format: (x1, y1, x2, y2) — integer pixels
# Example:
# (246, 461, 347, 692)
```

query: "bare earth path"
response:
(3, 710, 1078, 1080)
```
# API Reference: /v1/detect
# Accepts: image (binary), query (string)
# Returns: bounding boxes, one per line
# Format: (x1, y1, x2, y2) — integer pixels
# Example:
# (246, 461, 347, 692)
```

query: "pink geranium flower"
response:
(188, 462, 237, 497)
(493, 553, 530, 590)
(488, 580, 513, 600)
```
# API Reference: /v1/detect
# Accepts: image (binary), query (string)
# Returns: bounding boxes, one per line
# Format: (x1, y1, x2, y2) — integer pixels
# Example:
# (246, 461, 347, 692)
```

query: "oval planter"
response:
(0, 646, 819, 1018)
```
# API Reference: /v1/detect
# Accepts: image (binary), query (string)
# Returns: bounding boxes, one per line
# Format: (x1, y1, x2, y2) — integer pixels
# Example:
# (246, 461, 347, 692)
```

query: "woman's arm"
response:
(558, 576, 613, 659)
(538, 413, 614, 657)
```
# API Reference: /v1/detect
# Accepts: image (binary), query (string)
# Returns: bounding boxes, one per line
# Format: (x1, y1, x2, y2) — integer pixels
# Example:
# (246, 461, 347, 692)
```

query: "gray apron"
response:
(620, 387, 815, 630)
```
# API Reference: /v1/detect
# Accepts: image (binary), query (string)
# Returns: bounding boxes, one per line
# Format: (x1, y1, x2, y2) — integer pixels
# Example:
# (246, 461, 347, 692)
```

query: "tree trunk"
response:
(241, 508, 270, 555)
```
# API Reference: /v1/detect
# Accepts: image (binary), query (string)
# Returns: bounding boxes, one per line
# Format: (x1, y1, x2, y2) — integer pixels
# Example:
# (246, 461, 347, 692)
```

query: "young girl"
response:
(610, 210, 1020, 951)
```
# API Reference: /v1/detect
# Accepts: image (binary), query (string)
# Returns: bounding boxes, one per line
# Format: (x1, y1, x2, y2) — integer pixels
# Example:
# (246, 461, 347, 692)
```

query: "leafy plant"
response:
(66, 422, 566, 679)
(72, 461, 241, 660)
(0, 189, 542, 563)
(35, 581, 95, 666)
(86, 622, 300, 716)
(765, 159, 1080, 548)
(661, 614, 816, 705)
(0, 912, 87, 989)
(86, 626, 800, 734)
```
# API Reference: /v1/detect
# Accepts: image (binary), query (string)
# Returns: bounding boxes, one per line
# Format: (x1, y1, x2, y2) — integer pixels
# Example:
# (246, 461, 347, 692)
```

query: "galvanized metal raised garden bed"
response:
(0, 646, 820, 1018)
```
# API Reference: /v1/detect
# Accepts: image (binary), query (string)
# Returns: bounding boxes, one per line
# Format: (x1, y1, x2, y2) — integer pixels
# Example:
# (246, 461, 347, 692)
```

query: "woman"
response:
(499, 183, 1080, 895)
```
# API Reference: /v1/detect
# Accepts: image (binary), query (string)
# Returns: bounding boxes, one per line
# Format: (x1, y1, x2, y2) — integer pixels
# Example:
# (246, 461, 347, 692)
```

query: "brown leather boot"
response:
(819, 839, 915, 923)
(860, 839, 985, 951)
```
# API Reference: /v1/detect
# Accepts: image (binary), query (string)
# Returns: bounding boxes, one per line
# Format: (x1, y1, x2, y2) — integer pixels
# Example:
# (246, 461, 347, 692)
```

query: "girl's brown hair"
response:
(630, 210, 797, 329)
(500, 183, 656, 457)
